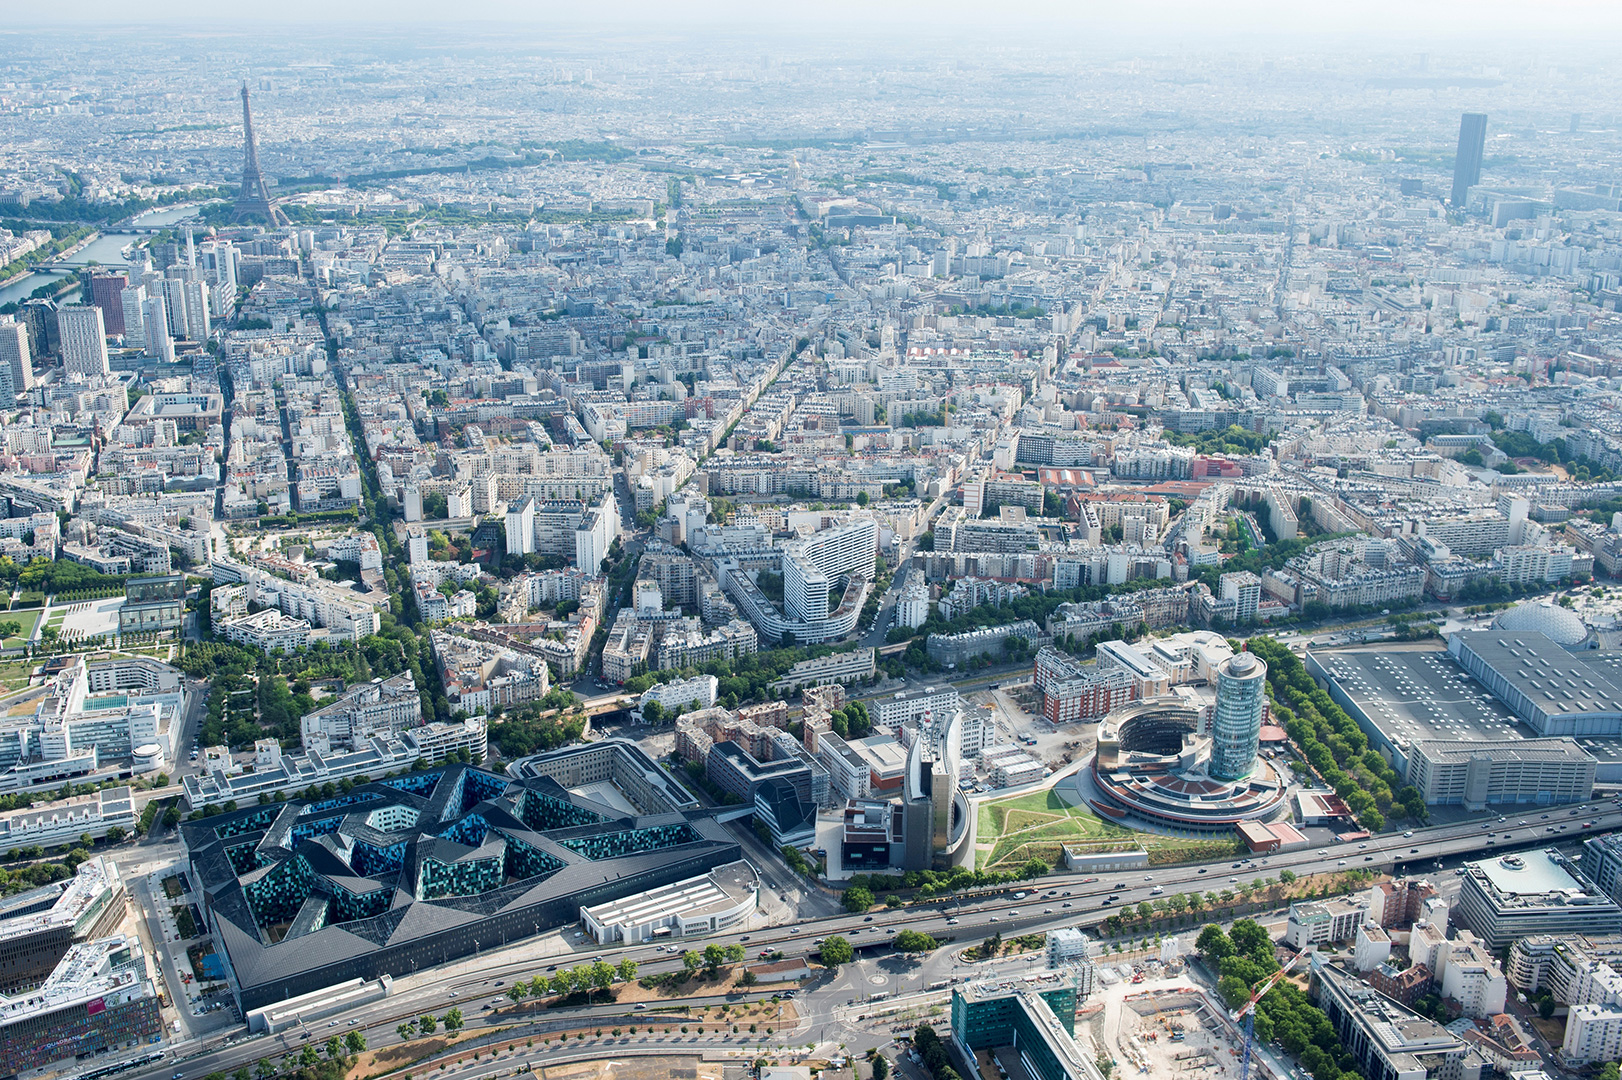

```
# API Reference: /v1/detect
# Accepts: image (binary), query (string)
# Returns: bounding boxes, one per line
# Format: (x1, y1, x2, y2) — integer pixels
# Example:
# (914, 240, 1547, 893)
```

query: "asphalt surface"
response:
(101, 792, 1622, 1080)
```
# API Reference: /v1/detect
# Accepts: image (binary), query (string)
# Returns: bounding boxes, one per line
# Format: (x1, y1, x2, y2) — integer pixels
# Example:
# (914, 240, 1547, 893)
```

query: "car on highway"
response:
(635, 1003, 646, 1009)
(1062, 902, 1072, 908)
(1228, 877, 1238, 883)
(948, 918, 959, 925)
(1337, 860, 1346, 867)
(1198, 867, 1208, 874)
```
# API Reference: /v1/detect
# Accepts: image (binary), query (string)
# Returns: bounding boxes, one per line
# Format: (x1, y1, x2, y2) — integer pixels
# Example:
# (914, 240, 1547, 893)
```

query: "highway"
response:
(113, 792, 1622, 1080)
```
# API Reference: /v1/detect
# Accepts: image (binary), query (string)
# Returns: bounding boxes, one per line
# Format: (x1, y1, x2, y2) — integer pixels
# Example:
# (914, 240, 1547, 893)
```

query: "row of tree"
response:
(502, 958, 639, 1007)
(214, 1028, 367, 1080)
(394, 1009, 462, 1041)
(843, 858, 1050, 899)
(1246, 637, 1424, 830)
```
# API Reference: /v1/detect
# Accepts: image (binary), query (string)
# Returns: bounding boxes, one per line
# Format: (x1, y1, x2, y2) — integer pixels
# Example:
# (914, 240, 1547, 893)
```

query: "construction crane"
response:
(1231, 950, 1304, 1080)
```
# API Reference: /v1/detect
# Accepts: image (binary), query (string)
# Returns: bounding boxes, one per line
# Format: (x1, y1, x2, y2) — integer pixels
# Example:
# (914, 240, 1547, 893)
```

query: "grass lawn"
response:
(976, 787, 1245, 870)
(0, 608, 40, 647)
(0, 660, 34, 695)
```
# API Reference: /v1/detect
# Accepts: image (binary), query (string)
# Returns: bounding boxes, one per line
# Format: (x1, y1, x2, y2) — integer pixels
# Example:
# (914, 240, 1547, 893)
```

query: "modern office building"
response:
(0, 656, 184, 787)
(1452, 113, 1488, 207)
(1046, 927, 1091, 970)
(1405, 738, 1596, 809)
(184, 759, 740, 1012)
(706, 736, 829, 811)
(753, 776, 816, 847)
(950, 970, 1102, 1080)
(55, 305, 109, 378)
(87, 271, 128, 336)
(117, 574, 185, 636)
(1454, 849, 1622, 951)
(1581, 832, 1622, 907)
(0, 933, 162, 1077)
(1311, 957, 1487, 1080)
(1210, 651, 1266, 780)
(839, 799, 904, 871)
(1089, 697, 1290, 831)
(0, 856, 125, 994)
(579, 860, 757, 944)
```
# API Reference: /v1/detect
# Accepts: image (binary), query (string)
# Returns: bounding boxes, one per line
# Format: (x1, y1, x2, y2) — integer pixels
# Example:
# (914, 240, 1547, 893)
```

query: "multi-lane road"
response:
(114, 793, 1622, 1080)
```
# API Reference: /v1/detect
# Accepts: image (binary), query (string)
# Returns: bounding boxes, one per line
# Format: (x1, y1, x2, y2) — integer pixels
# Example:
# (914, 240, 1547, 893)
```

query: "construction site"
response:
(1079, 974, 1266, 1080)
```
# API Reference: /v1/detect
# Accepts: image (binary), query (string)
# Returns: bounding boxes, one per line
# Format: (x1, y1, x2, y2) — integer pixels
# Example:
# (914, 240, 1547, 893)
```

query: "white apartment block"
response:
(299, 671, 423, 754)
(1284, 897, 1369, 948)
(637, 674, 719, 717)
(56, 306, 109, 377)
(874, 686, 961, 728)
(1439, 933, 1508, 1018)
(1564, 1004, 1622, 1063)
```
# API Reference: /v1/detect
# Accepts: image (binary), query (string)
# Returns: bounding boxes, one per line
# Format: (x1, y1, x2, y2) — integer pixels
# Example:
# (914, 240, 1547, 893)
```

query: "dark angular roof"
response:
(182, 758, 739, 1006)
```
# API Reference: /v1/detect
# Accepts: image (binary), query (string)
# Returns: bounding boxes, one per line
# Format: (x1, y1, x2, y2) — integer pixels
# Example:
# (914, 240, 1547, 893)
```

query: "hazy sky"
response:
(9, 0, 1622, 47)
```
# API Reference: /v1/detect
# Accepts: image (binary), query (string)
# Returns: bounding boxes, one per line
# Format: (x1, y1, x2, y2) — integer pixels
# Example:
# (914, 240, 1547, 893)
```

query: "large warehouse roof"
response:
(1449, 630, 1622, 734)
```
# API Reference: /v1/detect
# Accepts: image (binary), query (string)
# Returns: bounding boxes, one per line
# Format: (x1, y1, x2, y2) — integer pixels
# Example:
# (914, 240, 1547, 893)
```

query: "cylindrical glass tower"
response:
(1210, 651, 1267, 781)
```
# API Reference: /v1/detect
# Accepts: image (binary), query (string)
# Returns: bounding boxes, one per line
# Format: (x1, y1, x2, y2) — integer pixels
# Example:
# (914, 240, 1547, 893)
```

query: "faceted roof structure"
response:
(183, 758, 738, 1012)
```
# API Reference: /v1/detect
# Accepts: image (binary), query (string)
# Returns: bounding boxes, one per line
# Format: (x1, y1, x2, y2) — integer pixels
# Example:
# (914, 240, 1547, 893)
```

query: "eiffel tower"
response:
(232, 82, 286, 225)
